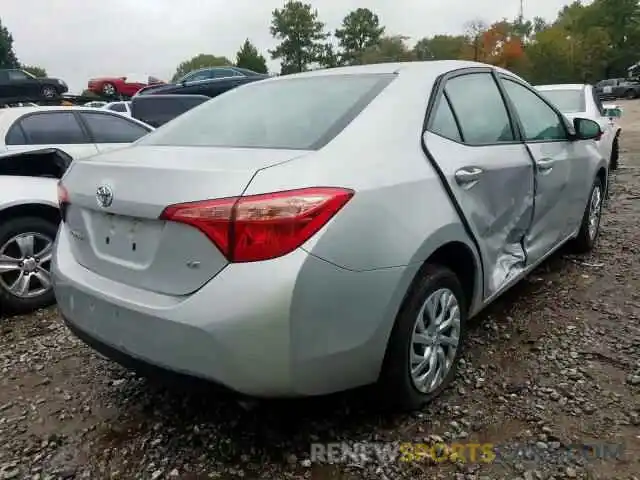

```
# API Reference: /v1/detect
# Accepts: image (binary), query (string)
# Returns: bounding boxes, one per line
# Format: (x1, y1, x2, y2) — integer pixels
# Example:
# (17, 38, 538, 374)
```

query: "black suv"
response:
(0, 69, 69, 102)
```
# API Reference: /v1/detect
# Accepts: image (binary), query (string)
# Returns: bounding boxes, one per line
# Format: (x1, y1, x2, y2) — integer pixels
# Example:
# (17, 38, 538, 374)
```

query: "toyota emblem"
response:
(96, 185, 114, 208)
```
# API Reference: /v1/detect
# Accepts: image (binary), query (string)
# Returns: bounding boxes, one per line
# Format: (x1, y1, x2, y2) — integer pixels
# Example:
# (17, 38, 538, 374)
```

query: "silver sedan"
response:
(53, 61, 607, 410)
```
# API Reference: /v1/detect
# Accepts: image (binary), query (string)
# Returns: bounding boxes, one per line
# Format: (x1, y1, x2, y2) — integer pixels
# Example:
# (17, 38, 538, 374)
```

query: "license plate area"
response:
(85, 210, 163, 265)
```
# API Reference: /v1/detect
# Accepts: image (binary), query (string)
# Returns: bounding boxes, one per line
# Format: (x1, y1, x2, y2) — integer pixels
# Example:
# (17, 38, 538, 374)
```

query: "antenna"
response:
(518, 0, 524, 20)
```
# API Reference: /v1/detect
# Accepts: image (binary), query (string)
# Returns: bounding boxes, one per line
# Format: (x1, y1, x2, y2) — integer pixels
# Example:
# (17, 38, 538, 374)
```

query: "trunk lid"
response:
(62, 145, 306, 295)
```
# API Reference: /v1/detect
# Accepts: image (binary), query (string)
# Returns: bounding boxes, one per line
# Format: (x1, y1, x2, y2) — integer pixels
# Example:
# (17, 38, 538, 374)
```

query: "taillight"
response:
(159, 187, 354, 262)
(57, 182, 69, 220)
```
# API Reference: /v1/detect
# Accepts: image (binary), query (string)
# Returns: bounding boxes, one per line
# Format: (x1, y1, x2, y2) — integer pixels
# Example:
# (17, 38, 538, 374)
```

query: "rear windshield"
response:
(539, 89, 586, 113)
(138, 73, 395, 150)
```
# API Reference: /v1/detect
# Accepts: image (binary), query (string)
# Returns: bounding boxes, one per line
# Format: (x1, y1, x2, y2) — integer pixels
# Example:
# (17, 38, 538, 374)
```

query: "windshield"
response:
(539, 89, 585, 113)
(139, 73, 395, 150)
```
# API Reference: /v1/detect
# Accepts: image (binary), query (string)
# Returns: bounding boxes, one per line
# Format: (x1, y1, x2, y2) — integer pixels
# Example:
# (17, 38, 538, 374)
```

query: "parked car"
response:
(0, 69, 69, 102)
(0, 148, 70, 312)
(136, 67, 267, 96)
(594, 78, 640, 100)
(87, 74, 164, 98)
(103, 101, 132, 116)
(130, 94, 210, 127)
(135, 74, 266, 98)
(537, 83, 622, 170)
(54, 61, 607, 411)
(0, 106, 153, 159)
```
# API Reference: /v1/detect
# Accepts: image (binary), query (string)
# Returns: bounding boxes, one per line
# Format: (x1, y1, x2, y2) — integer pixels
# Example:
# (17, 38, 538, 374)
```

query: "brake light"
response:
(57, 182, 69, 220)
(159, 187, 354, 262)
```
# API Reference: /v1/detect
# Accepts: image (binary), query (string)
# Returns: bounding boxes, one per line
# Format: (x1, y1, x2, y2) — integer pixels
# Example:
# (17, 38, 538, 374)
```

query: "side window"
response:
(501, 79, 568, 142)
(445, 73, 514, 144)
(19, 112, 88, 144)
(108, 103, 126, 113)
(81, 112, 150, 143)
(429, 94, 462, 142)
(7, 70, 28, 81)
(5, 124, 27, 145)
(213, 69, 234, 78)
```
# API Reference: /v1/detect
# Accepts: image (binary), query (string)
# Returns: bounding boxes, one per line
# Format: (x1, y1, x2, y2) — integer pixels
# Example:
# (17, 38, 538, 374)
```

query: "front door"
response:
(422, 70, 536, 298)
(499, 76, 586, 265)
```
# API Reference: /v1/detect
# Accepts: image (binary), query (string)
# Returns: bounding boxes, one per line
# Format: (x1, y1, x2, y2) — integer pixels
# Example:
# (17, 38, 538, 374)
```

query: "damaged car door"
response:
(422, 69, 535, 298)
(499, 77, 584, 264)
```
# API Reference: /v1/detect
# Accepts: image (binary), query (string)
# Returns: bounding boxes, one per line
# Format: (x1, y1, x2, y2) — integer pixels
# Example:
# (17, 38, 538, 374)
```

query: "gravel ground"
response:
(1, 102, 639, 480)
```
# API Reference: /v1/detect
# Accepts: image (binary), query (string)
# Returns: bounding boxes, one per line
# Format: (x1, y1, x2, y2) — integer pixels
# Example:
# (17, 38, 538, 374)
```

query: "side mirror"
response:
(573, 117, 602, 141)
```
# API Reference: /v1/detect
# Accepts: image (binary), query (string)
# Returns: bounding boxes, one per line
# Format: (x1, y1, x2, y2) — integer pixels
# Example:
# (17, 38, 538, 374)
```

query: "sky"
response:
(3, 0, 573, 93)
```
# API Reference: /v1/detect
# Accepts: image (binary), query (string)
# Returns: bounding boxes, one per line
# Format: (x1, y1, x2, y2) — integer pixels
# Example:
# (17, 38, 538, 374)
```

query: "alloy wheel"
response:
(409, 288, 461, 394)
(0, 232, 53, 299)
(588, 185, 603, 241)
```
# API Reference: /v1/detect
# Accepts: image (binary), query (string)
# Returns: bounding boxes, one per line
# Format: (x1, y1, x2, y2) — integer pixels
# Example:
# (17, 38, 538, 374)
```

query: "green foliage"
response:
(22, 65, 47, 77)
(359, 36, 416, 65)
(269, 1, 329, 74)
(236, 39, 268, 74)
(334, 8, 385, 65)
(0, 18, 19, 69)
(172, 54, 232, 82)
(413, 35, 467, 60)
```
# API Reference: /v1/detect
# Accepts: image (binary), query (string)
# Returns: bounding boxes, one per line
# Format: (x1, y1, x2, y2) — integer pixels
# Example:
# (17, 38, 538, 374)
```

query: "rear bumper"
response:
(52, 226, 410, 397)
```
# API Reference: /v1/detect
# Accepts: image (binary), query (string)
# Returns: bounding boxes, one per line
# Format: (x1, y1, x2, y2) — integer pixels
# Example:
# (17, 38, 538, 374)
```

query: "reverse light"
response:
(159, 187, 354, 262)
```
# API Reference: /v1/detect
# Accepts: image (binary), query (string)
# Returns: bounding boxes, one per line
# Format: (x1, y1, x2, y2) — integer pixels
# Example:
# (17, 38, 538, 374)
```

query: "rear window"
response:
(539, 89, 586, 113)
(139, 73, 395, 150)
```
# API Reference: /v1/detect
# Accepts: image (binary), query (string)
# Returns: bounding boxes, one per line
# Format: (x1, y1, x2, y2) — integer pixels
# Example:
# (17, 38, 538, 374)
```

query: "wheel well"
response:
(0, 203, 60, 226)
(597, 166, 607, 186)
(425, 242, 477, 311)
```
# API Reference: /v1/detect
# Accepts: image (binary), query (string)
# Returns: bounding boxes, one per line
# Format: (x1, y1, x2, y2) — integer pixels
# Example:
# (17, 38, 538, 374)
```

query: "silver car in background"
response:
(537, 83, 622, 170)
(53, 61, 607, 410)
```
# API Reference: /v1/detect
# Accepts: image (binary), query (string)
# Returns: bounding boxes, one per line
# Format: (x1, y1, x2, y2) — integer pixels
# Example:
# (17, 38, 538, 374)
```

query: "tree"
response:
(480, 21, 527, 70)
(22, 65, 47, 77)
(413, 35, 467, 61)
(360, 35, 416, 65)
(269, 1, 329, 74)
(0, 18, 19, 69)
(334, 8, 385, 65)
(235, 39, 268, 73)
(171, 54, 232, 82)
(463, 19, 489, 62)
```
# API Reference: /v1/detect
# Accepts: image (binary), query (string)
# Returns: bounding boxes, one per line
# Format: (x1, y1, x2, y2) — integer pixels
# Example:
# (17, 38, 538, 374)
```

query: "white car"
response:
(537, 84, 622, 170)
(0, 106, 153, 160)
(103, 101, 132, 116)
(0, 148, 66, 313)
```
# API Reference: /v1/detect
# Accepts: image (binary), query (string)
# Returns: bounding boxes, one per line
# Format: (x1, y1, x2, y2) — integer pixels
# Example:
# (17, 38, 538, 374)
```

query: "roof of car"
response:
(536, 84, 588, 90)
(286, 60, 501, 77)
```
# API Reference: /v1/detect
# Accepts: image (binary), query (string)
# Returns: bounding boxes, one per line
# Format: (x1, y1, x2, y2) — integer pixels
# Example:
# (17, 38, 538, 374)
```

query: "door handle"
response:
(454, 167, 484, 188)
(536, 158, 554, 172)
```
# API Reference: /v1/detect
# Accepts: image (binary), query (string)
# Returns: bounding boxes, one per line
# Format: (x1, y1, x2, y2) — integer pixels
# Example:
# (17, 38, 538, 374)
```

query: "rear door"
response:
(5, 111, 99, 159)
(0, 70, 17, 98)
(422, 69, 535, 297)
(499, 75, 590, 263)
(77, 110, 153, 153)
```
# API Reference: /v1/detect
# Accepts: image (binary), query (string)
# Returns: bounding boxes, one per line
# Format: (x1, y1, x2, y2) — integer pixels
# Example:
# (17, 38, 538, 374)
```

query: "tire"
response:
(610, 136, 620, 171)
(571, 177, 604, 254)
(102, 83, 117, 97)
(378, 264, 467, 411)
(0, 217, 57, 314)
(41, 85, 58, 99)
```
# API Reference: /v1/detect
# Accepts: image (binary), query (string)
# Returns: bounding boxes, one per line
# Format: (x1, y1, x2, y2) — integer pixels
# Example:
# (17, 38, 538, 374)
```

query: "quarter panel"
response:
(0, 176, 58, 209)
